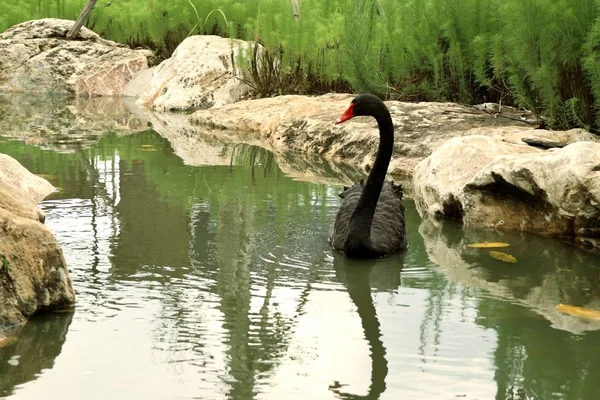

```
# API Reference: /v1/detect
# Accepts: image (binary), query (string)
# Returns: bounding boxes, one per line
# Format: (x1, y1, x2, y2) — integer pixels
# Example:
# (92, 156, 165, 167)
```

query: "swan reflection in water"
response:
(330, 251, 405, 399)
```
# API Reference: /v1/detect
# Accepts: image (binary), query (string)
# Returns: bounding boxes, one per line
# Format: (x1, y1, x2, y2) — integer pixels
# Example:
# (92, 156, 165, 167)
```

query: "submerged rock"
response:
(0, 154, 75, 330)
(413, 136, 600, 240)
(136, 35, 258, 111)
(0, 19, 152, 96)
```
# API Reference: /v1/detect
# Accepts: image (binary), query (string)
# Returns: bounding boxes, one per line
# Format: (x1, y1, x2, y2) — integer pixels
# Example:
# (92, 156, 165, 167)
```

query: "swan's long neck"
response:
(345, 111, 394, 253)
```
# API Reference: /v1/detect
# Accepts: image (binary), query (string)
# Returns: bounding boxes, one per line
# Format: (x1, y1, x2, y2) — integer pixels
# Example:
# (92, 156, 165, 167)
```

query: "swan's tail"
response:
(390, 181, 404, 200)
(339, 179, 404, 200)
(338, 179, 365, 199)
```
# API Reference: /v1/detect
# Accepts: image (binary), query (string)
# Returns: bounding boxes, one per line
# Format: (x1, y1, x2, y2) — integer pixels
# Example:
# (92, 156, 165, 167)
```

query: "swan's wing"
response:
(330, 181, 407, 255)
(370, 182, 408, 254)
(329, 182, 364, 250)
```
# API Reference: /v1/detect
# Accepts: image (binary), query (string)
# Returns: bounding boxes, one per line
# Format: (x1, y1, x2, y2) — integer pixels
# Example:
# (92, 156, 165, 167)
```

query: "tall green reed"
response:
(2, 0, 600, 131)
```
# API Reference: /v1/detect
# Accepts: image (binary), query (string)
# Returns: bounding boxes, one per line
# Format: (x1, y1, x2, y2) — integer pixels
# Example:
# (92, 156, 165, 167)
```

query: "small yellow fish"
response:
(556, 304, 600, 321)
(140, 144, 155, 148)
(468, 242, 510, 248)
(489, 251, 517, 263)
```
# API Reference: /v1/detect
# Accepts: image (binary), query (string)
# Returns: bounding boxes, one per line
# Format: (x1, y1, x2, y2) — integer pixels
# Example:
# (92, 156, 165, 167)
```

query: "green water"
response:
(1, 123, 600, 399)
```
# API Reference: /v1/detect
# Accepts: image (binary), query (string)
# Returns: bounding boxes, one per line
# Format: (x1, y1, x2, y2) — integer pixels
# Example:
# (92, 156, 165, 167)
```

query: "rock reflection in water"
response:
(0, 312, 73, 398)
(0, 92, 367, 188)
(419, 216, 600, 399)
(418, 217, 600, 334)
(0, 93, 148, 149)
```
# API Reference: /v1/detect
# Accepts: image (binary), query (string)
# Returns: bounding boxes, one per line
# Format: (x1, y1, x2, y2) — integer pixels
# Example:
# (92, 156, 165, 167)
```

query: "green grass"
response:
(1, 0, 600, 132)
(1, 255, 8, 273)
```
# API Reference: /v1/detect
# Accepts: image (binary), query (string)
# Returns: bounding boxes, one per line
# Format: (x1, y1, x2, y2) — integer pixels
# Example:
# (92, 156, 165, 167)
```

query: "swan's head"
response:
(335, 94, 386, 124)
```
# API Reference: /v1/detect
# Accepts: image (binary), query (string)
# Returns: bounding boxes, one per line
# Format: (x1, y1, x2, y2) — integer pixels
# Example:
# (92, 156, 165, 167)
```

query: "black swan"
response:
(329, 94, 408, 259)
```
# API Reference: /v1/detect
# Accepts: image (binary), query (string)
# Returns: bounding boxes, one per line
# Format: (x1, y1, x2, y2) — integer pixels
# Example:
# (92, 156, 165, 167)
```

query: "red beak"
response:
(335, 103, 355, 125)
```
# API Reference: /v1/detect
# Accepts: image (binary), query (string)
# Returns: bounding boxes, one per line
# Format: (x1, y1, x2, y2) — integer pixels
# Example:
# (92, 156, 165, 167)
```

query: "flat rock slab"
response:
(190, 94, 597, 181)
(141, 110, 365, 186)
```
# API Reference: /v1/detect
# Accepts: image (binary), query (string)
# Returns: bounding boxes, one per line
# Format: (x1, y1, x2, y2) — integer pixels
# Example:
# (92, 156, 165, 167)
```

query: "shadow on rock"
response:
(0, 312, 74, 397)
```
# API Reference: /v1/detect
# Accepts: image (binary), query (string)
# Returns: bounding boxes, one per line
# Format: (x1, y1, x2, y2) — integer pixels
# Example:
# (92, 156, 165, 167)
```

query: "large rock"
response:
(0, 154, 54, 222)
(190, 94, 598, 182)
(0, 19, 153, 96)
(137, 35, 256, 111)
(413, 136, 600, 240)
(123, 66, 156, 98)
(0, 154, 75, 330)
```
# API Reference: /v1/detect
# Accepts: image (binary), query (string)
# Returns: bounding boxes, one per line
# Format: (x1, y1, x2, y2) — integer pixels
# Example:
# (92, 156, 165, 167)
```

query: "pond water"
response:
(1, 102, 600, 400)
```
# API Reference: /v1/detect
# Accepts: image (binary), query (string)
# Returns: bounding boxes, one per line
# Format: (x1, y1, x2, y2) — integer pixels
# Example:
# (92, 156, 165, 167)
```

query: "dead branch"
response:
(66, 0, 98, 39)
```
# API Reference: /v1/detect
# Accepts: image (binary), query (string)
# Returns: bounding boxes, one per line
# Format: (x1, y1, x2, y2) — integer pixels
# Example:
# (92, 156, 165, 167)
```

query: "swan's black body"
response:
(329, 94, 408, 259)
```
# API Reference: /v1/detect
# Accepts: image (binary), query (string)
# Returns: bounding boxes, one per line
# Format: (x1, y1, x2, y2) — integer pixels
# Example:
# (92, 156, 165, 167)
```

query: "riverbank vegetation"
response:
(1, 0, 600, 131)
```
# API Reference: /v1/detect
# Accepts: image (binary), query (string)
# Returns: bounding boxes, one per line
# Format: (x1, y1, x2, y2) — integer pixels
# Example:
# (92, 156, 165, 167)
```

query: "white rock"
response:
(413, 136, 600, 239)
(123, 67, 157, 98)
(137, 35, 257, 111)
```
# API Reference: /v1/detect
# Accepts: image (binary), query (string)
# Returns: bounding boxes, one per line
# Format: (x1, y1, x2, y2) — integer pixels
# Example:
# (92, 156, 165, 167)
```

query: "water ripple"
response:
(2, 133, 597, 400)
